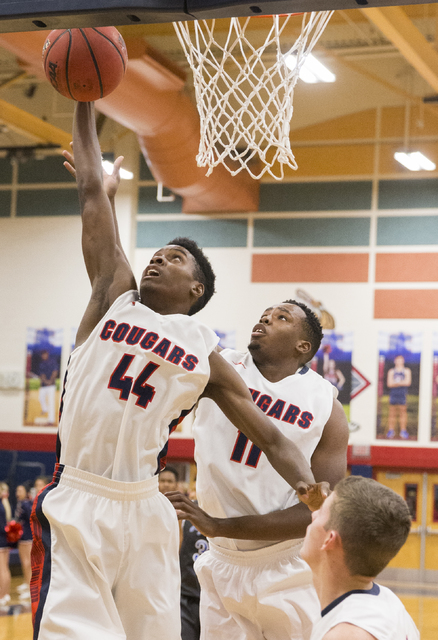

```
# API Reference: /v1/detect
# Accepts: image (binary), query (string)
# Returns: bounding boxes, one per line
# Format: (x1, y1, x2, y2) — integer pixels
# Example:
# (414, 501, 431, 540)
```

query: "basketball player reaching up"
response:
(30, 101, 326, 640)
(301, 475, 419, 640)
(168, 301, 349, 640)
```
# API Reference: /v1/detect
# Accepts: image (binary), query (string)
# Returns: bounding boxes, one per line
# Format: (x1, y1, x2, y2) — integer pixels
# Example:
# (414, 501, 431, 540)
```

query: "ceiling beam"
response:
(0, 99, 71, 149)
(361, 6, 438, 93)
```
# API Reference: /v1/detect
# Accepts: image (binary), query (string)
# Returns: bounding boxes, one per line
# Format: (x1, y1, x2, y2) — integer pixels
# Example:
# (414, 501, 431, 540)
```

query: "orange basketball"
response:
(42, 27, 128, 101)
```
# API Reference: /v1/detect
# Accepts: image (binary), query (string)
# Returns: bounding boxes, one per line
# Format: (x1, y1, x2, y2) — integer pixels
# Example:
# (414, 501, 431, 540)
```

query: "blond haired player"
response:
(169, 301, 348, 640)
(301, 475, 419, 640)
(30, 102, 327, 640)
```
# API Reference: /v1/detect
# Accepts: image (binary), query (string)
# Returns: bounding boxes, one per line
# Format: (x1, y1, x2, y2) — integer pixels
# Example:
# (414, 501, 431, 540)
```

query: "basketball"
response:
(42, 27, 128, 101)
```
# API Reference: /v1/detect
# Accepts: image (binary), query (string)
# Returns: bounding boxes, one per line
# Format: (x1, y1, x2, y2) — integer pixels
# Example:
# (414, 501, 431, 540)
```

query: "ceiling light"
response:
(394, 151, 436, 172)
(102, 160, 134, 180)
(285, 53, 336, 84)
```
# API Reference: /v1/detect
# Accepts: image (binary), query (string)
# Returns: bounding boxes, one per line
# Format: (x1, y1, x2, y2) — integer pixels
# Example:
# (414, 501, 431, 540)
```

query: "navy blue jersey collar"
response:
(321, 583, 380, 617)
(298, 365, 309, 375)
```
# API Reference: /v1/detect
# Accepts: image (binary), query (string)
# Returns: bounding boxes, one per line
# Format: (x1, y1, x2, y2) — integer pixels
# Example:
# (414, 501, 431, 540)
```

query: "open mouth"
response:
(251, 325, 265, 337)
(143, 267, 160, 278)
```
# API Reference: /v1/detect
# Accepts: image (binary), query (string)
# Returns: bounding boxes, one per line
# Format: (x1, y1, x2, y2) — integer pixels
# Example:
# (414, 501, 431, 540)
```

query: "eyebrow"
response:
(167, 246, 188, 257)
(262, 306, 293, 317)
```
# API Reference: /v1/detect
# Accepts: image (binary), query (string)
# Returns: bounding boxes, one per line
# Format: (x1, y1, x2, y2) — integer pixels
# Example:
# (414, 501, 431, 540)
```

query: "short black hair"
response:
(161, 465, 179, 481)
(283, 299, 323, 360)
(167, 237, 216, 315)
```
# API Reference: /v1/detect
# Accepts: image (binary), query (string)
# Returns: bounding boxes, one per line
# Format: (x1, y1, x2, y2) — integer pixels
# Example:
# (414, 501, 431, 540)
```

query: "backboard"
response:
(0, 0, 434, 33)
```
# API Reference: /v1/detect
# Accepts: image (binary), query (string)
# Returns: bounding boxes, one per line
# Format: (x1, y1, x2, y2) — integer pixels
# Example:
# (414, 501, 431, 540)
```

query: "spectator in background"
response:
(179, 487, 208, 640)
(30, 476, 49, 501)
(158, 467, 179, 494)
(15, 484, 33, 601)
(0, 482, 11, 607)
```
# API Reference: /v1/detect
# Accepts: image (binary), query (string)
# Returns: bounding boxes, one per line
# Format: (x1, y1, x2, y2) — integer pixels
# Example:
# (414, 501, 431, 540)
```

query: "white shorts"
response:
(195, 539, 319, 640)
(31, 464, 181, 640)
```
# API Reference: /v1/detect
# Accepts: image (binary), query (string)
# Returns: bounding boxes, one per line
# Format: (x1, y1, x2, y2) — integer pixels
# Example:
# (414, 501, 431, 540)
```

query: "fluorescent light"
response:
(285, 53, 336, 84)
(102, 160, 134, 180)
(394, 151, 436, 172)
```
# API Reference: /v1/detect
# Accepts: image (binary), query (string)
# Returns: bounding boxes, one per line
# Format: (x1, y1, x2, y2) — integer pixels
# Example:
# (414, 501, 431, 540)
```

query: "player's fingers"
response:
(63, 151, 75, 169)
(63, 161, 76, 178)
(295, 481, 310, 496)
(112, 156, 124, 177)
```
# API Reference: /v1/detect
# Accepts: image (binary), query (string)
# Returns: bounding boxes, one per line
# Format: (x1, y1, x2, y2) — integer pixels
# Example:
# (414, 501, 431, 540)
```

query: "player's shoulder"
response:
(219, 348, 247, 363)
(321, 623, 376, 640)
(300, 365, 337, 391)
(109, 289, 139, 311)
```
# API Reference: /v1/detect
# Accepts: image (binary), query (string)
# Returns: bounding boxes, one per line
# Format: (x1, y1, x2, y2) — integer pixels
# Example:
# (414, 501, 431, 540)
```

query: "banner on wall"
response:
(431, 333, 438, 442)
(312, 331, 352, 420)
(376, 332, 421, 442)
(214, 330, 236, 350)
(24, 328, 62, 427)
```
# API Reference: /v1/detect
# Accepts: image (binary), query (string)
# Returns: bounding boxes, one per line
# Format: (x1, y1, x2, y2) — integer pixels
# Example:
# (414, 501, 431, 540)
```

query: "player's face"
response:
(158, 471, 178, 494)
(248, 303, 309, 360)
(300, 492, 334, 568)
(139, 245, 203, 314)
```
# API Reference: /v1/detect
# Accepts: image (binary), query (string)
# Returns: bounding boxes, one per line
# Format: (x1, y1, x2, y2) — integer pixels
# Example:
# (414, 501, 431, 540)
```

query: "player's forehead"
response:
(262, 303, 305, 320)
(319, 491, 335, 521)
(153, 244, 190, 259)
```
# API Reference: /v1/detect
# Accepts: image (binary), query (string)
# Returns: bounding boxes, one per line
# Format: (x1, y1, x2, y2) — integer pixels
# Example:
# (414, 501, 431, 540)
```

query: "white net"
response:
(174, 12, 333, 180)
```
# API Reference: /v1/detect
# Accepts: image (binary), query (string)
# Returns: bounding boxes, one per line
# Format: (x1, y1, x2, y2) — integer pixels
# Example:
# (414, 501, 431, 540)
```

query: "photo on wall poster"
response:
(376, 331, 421, 442)
(312, 331, 352, 422)
(431, 333, 438, 441)
(24, 328, 63, 427)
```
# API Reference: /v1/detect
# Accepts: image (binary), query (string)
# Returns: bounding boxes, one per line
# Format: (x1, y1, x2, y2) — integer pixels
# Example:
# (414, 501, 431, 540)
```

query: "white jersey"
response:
(310, 583, 420, 640)
(194, 349, 335, 551)
(58, 290, 218, 482)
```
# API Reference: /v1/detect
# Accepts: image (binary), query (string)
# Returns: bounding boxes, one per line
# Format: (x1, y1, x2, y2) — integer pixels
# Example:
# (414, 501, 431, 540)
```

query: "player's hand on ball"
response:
(296, 481, 331, 511)
(165, 491, 218, 537)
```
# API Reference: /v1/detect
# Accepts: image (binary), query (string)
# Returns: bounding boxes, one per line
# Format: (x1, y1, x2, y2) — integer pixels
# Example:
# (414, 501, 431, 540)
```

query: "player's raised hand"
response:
(103, 155, 124, 199)
(62, 143, 76, 179)
(63, 142, 124, 199)
(296, 481, 331, 511)
(165, 491, 218, 538)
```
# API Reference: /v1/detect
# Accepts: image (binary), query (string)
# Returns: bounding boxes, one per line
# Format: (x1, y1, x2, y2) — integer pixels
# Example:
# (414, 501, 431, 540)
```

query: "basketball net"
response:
(174, 12, 333, 180)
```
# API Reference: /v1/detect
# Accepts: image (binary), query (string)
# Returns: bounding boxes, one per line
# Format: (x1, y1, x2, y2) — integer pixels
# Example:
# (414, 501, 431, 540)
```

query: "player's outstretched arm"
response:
(205, 350, 316, 490)
(166, 491, 313, 540)
(167, 398, 348, 540)
(63, 143, 127, 261)
(71, 102, 136, 347)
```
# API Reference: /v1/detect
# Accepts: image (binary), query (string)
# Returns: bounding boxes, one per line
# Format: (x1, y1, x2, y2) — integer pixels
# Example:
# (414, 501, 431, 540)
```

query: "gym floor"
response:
(0, 576, 436, 640)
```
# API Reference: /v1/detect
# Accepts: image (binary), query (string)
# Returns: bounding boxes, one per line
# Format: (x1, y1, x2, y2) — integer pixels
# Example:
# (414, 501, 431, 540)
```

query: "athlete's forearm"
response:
(207, 505, 311, 541)
(262, 429, 315, 488)
(74, 102, 104, 202)
(166, 492, 311, 541)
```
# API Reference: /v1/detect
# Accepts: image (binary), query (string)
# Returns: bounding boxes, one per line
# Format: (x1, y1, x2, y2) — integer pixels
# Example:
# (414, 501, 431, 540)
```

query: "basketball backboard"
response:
(0, 0, 435, 33)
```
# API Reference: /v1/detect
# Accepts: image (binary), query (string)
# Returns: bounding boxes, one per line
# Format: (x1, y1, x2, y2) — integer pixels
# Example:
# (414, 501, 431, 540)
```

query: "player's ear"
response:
(321, 529, 340, 551)
(191, 282, 204, 301)
(296, 339, 312, 357)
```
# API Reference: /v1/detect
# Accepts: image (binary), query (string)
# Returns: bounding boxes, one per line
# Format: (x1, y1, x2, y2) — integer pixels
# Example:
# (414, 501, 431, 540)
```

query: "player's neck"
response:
(139, 293, 191, 316)
(252, 356, 302, 382)
(315, 567, 375, 611)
